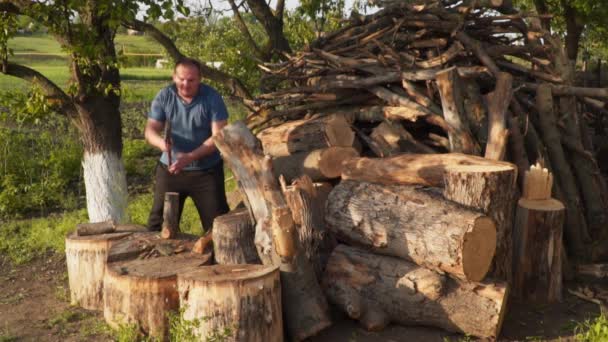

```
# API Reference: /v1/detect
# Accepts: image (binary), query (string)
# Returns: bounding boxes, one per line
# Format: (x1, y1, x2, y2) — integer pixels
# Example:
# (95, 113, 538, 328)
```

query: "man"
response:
(145, 58, 230, 232)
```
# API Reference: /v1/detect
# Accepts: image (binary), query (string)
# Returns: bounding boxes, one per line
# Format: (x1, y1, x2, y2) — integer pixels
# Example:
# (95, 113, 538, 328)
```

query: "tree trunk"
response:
(65, 231, 131, 310)
(443, 164, 518, 283)
(323, 245, 509, 338)
(325, 180, 496, 282)
(214, 122, 331, 341)
(435, 67, 480, 154)
(177, 265, 283, 342)
(213, 208, 261, 265)
(82, 151, 128, 223)
(103, 232, 212, 339)
(342, 153, 514, 187)
(257, 114, 355, 157)
(512, 198, 565, 303)
(272, 147, 359, 183)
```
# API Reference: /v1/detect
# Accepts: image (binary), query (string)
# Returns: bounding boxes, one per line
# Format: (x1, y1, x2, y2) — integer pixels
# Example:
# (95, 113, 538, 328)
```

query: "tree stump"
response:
(65, 231, 131, 310)
(103, 232, 212, 339)
(177, 264, 283, 342)
(443, 163, 518, 282)
(323, 245, 509, 338)
(512, 198, 565, 303)
(213, 208, 261, 265)
(325, 180, 496, 281)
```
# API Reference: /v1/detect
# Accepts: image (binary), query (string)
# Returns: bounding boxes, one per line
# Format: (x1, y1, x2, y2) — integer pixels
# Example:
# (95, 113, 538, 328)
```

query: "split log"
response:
(325, 180, 496, 281)
(272, 146, 359, 183)
(257, 114, 355, 157)
(435, 67, 480, 154)
(512, 198, 565, 302)
(443, 164, 517, 282)
(341, 152, 514, 187)
(65, 231, 131, 310)
(323, 245, 508, 338)
(281, 176, 336, 279)
(213, 208, 261, 265)
(76, 221, 116, 236)
(161, 192, 179, 239)
(484, 72, 513, 160)
(214, 121, 331, 341)
(103, 232, 211, 339)
(178, 265, 283, 342)
(462, 79, 488, 145)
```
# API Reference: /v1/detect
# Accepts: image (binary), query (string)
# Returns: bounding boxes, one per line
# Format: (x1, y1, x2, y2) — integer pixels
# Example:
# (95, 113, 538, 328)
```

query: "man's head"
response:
(173, 58, 202, 100)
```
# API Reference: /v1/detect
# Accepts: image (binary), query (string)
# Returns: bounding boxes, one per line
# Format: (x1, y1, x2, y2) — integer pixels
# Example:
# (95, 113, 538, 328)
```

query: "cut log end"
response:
(518, 198, 565, 211)
(317, 147, 359, 178)
(463, 216, 497, 282)
(180, 264, 278, 282)
(325, 115, 356, 147)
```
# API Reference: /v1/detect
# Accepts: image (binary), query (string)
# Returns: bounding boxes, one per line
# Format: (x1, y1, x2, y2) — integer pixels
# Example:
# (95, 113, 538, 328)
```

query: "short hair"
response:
(174, 58, 201, 74)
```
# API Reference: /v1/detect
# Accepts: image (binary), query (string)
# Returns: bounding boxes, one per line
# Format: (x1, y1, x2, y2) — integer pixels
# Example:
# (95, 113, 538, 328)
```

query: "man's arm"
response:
(144, 118, 169, 152)
(169, 119, 228, 174)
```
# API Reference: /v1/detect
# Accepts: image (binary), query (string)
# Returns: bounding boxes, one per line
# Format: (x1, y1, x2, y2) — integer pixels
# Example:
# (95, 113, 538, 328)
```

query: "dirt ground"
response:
(0, 253, 602, 342)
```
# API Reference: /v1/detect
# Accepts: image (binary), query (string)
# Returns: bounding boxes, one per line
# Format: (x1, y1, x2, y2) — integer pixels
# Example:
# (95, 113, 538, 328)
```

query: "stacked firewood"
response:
(245, 0, 608, 263)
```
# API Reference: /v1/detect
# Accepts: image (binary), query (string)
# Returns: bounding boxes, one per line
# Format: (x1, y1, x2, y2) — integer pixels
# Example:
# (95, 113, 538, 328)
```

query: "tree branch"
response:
(3, 62, 77, 117)
(245, 0, 291, 55)
(227, 0, 268, 60)
(124, 19, 252, 100)
(276, 0, 285, 21)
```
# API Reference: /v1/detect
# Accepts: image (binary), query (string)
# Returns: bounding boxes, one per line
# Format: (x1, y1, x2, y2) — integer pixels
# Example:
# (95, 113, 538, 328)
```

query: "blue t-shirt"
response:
(148, 84, 229, 171)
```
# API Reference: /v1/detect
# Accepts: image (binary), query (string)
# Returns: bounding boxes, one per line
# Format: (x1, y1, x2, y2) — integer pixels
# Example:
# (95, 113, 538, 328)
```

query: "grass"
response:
(9, 33, 162, 55)
(574, 314, 608, 341)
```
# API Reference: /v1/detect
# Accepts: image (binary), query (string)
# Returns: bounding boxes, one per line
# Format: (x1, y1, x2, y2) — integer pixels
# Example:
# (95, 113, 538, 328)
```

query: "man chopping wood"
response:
(144, 57, 229, 233)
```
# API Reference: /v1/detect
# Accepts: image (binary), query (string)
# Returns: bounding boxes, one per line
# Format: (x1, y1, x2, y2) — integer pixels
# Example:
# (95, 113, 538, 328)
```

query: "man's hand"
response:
(168, 152, 194, 174)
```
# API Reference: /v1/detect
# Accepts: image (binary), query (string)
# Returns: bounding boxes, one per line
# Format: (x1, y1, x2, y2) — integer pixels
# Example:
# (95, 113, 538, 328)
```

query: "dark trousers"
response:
(147, 161, 229, 232)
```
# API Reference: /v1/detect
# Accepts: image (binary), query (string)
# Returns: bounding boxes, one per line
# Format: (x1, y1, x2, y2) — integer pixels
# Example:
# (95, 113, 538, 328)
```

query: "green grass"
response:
(9, 34, 162, 55)
(115, 35, 164, 55)
(574, 314, 608, 341)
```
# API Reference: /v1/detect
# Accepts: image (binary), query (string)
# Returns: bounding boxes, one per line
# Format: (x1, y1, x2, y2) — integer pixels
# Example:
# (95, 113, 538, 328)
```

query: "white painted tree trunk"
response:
(83, 151, 128, 223)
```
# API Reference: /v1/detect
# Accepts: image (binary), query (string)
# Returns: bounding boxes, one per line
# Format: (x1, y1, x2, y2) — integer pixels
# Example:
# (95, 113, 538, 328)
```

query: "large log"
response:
(257, 114, 355, 157)
(341, 153, 514, 187)
(443, 164, 517, 282)
(272, 146, 359, 183)
(103, 232, 211, 339)
(512, 198, 565, 303)
(325, 180, 496, 281)
(65, 231, 131, 310)
(323, 245, 508, 338)
(213, 208, 261, 265)
(214, 121, 331, 341)
(178, 265, 283, 342)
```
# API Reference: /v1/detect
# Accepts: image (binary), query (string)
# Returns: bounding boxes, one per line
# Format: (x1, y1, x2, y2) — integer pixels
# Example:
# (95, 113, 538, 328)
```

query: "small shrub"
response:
(574, 314, 608, 342)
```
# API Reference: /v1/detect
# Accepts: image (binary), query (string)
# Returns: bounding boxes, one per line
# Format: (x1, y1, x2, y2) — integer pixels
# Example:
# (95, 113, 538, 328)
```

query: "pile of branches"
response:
(245, 0, 608, 262)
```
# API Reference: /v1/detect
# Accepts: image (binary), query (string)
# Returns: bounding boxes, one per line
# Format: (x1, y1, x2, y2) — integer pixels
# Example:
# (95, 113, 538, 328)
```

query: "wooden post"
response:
(512, 164, 565, 303)
(323, 245, 509, 339)
(213, 208, 261, 265)
(178, 265, 283, 342)
(443, 163, 518, 283)
(161, 192, 179, 239)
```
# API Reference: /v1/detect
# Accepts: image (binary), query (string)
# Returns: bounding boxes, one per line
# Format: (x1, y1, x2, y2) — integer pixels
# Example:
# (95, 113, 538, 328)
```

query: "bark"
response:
(245, 0, 292, 55)
(103, 232, 211, 339)
(177, 265, 283, 342)
(272, 147, 359, 183)
(562, 1, 584, 61)
(435, 67, 480, 154)
(443, 164, 518, 283)
(76, 221, 116, 236)
(326, 180, 496, 281)
(213, 208, 261, 265)
(257, 115, 355, 157)
(342, 153, 514, 187)
(214, 122, 331, 341)
(65, 231, 131, 310)
(512, 198, 565, 303)
(323, 245, 509, 338)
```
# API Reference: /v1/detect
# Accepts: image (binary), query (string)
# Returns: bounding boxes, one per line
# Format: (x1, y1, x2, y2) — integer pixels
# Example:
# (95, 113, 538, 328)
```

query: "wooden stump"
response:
(178, 264, 283, 342)
(65, 231, 131, 310)
(443, 163, 518, 282)
(103, 232, 212, 339)
(512, 198, 565, 302)
(323, 245, 509, 338)
(161, 192, 179, 239)
(325, 180, 496, 281)
(272, 146, 359, 183)
(213, 208, 261, 265)
(257, 114, 355, 157)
